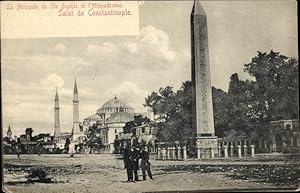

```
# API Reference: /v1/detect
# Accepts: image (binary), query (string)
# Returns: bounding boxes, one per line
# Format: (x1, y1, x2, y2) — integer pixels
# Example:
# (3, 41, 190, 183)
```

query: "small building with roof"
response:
(132, 123, 158, 145)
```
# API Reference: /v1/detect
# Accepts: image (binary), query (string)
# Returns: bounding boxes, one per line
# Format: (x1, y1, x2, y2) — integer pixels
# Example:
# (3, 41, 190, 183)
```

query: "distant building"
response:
(268, 119, 299, 152)
(32, 133, 53, 143)
(5, 127, 55, 154)
(132, 123, 158, 145)
(83, 96, 143, 153)
(3, 125, 16, 154)
(54, 132, 72, 149)
(7, 125, 12, 139)
(25, 128, 33, 141)
(51, 78, 152, 154)
(83, 114, 103, 127)
(219, 119, 300, 154)
(118, 123, 158, 153)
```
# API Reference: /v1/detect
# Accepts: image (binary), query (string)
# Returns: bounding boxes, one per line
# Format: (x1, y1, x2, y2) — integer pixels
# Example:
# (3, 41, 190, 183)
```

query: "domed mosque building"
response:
(83, 96, 142, 153)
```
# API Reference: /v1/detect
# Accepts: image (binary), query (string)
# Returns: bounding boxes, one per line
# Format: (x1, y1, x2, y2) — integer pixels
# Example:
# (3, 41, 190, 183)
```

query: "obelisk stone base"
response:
(196, 136, 218, 159)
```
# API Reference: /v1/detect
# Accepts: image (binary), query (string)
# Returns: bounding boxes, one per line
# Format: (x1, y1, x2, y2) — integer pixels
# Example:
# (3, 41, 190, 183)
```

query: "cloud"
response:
(2, 74, 65, 123)
(105, 81, 148, 112)
(136, 26, 175, 61)
(2, 55, 92, 83)
(2, 26, 190, 134)
(80, 25, 191, 103)
(123, 41, 137, 54)
(53, 43, 66, 55)
(86, 42, 119, 56)
(84, 25, 179, 72)
(40, 73, 64, 89)
(115, 81, 148, 96)
(2, 72, 101, 133)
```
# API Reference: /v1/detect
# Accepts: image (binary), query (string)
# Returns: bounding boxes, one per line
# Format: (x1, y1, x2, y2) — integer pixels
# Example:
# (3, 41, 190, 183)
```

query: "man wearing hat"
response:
(123, 145, 133, 182)
(131, 146, 141, 182)
(140, 146, 153, 180)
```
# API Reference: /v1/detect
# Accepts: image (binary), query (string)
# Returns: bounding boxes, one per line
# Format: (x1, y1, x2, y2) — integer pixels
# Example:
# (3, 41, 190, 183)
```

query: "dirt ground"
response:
(3, 154, 299, 193)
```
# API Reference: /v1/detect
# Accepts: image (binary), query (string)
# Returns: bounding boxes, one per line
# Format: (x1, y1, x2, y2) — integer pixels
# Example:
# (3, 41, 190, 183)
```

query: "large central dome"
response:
(97, 96, 135, 114)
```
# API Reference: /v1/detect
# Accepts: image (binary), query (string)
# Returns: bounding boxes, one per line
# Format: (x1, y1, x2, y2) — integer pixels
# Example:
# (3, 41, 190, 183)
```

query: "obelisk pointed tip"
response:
(192, 0, 206, 16)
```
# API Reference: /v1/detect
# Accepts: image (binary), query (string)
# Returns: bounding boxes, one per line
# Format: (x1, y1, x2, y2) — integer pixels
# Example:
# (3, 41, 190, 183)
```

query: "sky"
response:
(1, 0, 298, 137)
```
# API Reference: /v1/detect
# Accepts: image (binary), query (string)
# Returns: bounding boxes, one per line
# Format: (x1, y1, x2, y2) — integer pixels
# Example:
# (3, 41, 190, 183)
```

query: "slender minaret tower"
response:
(7, 125, 12, 139)
(72, 77, 80, 135)
(54, 87, 60, 137)
(191, 0, 218, 159)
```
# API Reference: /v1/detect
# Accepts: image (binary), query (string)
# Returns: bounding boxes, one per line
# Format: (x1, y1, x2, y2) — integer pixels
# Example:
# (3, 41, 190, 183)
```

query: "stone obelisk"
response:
(191, 0, 218, 159)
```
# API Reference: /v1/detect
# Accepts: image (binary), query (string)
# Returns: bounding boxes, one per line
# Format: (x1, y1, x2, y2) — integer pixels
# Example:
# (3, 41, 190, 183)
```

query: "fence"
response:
(156, 145, 187, 160)
(155, 139, 255, 160)
(217, 140, 255, 158)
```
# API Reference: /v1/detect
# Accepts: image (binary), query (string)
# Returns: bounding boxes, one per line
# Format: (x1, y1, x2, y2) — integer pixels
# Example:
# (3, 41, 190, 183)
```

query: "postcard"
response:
(1, 1, 299, 193)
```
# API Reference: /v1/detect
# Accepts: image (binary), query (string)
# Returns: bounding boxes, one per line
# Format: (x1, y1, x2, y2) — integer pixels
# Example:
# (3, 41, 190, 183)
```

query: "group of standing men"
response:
(123, 146, 153, 182)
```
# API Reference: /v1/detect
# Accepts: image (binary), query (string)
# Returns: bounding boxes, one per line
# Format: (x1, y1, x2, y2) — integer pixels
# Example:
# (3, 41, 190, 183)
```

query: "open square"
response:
(3, 154, 299, 193)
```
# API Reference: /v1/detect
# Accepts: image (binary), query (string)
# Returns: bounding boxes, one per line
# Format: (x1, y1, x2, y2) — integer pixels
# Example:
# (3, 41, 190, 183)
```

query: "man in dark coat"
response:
(15, 144, 20, 158)
(131, 147, 140, 182)
(140, 147, 153, 180)
(123, 146, 133, 182)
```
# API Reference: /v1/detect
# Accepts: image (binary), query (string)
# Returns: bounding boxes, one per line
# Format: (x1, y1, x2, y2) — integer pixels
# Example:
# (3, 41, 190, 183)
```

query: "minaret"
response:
(7, 125, 12, 139)
(54, 87, 60, 137)
(72, 77, 80, 135)
(191, 0, 218, 159)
